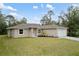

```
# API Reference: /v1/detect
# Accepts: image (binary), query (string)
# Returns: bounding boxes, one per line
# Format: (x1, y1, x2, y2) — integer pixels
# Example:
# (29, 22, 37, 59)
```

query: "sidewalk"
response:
(61, 36, 79, 41)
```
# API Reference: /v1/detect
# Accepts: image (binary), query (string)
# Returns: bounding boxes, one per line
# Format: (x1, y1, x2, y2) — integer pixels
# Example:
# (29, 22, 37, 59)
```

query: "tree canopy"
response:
(0, 10, 27, 35)
(0, 10, 7, 34)
(40, 10, 56, 25)
(58, 6, 79, 37)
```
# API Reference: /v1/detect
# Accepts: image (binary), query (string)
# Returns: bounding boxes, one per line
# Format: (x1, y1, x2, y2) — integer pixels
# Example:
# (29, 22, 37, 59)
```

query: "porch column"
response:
(36, 29, 38, 37)
(31, 28, 33, 37)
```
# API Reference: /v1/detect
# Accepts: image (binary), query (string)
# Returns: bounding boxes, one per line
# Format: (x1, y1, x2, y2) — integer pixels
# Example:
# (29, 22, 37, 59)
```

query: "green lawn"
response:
(0, 35, 79, 56)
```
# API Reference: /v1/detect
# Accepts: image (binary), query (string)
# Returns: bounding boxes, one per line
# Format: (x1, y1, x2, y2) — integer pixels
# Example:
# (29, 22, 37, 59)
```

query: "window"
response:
(19, 29, 23, 34)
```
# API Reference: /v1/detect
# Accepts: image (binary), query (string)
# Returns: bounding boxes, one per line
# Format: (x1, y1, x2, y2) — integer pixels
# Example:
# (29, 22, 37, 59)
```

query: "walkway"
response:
(61, 36, 79, 41)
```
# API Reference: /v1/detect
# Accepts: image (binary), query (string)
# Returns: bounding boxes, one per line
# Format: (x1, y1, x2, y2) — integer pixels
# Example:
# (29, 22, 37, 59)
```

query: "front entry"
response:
(28, 28, 38, 37)
(32, 28, 38, 37)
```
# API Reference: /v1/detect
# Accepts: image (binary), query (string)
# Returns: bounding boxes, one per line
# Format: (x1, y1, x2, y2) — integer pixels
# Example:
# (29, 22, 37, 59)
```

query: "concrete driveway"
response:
(61, 36, 79, 41)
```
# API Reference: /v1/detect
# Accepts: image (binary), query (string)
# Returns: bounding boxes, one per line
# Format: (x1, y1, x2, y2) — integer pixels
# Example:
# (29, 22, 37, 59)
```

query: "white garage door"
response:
(57, 28, 67, 37)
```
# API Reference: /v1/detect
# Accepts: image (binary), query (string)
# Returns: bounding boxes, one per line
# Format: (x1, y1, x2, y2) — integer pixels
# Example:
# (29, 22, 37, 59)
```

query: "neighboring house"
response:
(7, 23, 67, 38)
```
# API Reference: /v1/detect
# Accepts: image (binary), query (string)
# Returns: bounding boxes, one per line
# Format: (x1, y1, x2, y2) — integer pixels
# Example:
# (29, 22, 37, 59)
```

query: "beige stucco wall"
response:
(8, 29, 29, 38)
(13, 29, 30, 38)
(8, 28, 38, 38)
(8, 28, 67, 38)
(8, 29, 14, 37)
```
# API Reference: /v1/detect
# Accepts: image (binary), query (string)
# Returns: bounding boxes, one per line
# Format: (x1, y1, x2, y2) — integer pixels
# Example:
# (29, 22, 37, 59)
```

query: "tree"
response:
(20, 17, 27, 24)
(0, 10, 7, 35)
(47, 10, 54, 20)
(40, 14, 49, 25)
(16, 17, 27, 25)
(6, 15, 16, 27)
(58, 6, 79, 37)
(40, 10, 55, 25)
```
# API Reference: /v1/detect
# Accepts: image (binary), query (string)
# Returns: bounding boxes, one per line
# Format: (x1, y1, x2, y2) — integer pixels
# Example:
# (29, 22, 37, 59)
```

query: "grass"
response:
(0, 35, 79, 56)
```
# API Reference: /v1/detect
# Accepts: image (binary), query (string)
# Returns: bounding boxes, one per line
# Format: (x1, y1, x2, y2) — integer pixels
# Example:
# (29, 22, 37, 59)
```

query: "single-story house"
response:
(7, 23, 67, 38)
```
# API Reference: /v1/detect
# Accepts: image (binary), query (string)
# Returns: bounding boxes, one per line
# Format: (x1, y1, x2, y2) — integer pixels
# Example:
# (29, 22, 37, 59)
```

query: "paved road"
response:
(61, 37, 79, 41)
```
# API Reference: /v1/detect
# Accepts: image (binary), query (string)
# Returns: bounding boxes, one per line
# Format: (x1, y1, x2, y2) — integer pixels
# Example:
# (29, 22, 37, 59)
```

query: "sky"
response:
(0, 3, 78, 24)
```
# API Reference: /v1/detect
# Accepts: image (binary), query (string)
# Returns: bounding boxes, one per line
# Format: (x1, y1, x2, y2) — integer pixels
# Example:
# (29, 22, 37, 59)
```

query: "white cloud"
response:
(5, 6, 17, 11)
(46, 4, 54, 10)
(33, 5, 38, 9)
(0, 3, 5, 9)
(71, 4, 79, 7)
(0, 3, 17, 11)
(9, 12, 23, 17)
(28, 16, 41, 24)
(9, 12, 18, 16)
(9, 12, 25, 20)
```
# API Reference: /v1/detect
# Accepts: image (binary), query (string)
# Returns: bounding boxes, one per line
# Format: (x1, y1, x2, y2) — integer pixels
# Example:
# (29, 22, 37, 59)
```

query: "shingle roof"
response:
(7, 23, 41, 29)
(7, 23, 67, 29)
(40, 25, 67, 29)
